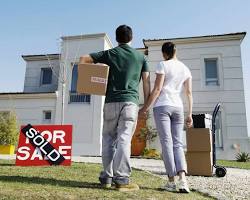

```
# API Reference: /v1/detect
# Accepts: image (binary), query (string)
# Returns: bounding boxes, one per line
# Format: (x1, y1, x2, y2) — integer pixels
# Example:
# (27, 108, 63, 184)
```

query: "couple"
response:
(79, 25, 193, 193)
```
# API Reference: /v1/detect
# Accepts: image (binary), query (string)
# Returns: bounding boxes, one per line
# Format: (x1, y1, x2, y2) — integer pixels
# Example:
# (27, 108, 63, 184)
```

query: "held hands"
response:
(138, 108, 148, 119)
(185, 115, 193, 128)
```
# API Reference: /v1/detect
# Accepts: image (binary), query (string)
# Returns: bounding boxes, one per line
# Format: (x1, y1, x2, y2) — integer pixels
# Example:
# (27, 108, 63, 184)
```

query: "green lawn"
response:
(217, 160, 250, 170)
(0, 160, 212, 200)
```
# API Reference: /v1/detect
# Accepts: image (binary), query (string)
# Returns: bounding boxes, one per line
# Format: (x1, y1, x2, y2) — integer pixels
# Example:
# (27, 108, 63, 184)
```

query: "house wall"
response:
(145, 39, 250, 159)
(55, 34, 113, 156)
(23, 59, 60, 93)
(0, 94, 57, 126)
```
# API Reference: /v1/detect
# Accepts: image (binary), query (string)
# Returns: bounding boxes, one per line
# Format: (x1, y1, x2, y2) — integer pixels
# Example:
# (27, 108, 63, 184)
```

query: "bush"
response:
(235, 152, 250, 162)
(138, 125, 158, 146)
(141, 148, 161, 159)
(0, 112, 19, 145)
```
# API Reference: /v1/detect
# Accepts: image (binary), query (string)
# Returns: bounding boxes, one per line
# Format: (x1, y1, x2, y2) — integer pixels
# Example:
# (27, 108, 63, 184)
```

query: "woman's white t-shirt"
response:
(153, 59, 192, 108)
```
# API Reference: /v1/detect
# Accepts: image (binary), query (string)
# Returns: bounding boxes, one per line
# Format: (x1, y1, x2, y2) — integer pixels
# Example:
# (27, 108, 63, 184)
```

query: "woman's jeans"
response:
(153, 105, 187, 177)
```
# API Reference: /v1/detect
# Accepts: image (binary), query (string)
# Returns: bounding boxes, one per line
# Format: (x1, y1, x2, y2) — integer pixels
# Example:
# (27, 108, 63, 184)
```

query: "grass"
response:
(0, 160, 213, 200)
(217, 160, 250, 170)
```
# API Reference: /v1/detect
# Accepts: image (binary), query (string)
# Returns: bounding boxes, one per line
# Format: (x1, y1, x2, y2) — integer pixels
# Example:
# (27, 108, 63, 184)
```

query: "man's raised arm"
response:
(142, 71, 151, 104)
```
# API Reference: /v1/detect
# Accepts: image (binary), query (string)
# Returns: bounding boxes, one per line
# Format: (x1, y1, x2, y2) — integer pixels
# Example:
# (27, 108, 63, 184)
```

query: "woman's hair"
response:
(116, 25, 133, 43)
(161, 42, 176, 60)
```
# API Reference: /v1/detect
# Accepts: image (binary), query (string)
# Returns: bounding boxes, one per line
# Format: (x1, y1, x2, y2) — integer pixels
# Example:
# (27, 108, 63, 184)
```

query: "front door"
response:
(131, 118, 146, 156)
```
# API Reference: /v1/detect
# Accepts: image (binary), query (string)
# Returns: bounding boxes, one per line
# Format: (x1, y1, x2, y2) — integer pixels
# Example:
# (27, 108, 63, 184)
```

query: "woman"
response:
(139, 42, 193, 193)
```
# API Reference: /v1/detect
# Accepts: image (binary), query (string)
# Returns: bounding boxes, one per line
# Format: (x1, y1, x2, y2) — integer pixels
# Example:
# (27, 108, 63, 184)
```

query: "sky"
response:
(0, 0, 249, 118)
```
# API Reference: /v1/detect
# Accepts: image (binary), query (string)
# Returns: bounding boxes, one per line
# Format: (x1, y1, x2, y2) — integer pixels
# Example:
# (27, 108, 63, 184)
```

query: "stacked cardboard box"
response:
(192, 114, 212, 129)
(186, 128, 213, 176)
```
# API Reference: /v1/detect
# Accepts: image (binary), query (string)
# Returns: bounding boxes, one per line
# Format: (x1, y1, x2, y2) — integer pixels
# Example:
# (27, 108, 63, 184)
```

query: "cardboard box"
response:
(186, 152, 213, 176)
(186, 128, 212, 152)
(77, 63, 109, 96)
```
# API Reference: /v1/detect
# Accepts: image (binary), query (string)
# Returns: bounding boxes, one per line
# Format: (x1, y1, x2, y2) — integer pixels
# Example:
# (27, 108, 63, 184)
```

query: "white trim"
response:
(22, 54, 59, 61)
(0, 93, 56, 100)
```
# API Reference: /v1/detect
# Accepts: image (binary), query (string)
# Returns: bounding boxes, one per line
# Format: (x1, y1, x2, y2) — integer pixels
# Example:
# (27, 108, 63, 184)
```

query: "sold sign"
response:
(16, 124, 72, 166)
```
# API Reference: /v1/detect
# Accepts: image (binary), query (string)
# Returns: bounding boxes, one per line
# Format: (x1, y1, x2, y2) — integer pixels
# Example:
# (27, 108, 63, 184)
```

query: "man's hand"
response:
(185, 115, 193, 128)
(79, 55, 94, 64)
(138, 108, 148, 119)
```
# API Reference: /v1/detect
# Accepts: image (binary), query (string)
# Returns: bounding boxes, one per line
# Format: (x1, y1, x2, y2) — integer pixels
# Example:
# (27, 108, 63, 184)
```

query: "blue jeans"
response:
(99, 102, 139, 185)
(153, 105, 187, 177)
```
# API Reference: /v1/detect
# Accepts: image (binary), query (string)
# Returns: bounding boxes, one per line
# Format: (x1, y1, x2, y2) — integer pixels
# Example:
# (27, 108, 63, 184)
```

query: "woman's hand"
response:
(138, 108, 148, 119)
(185, 115, 193, 128)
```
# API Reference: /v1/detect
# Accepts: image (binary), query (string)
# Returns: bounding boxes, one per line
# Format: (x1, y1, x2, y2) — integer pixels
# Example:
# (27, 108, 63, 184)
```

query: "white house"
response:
(143, 32, 250, 159)
(0, 33, 112, 156)
(0, 32, 249, 160)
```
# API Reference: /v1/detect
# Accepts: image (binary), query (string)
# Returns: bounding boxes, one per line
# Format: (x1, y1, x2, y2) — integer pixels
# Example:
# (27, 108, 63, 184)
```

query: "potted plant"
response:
(139, 125, 158, 147)
(0, 112, 19, 154)
(138, 125, 160, 159)
(131, 117, 147, 156)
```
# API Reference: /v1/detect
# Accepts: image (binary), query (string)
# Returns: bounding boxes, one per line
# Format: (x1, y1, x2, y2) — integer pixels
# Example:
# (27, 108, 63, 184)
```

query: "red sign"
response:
(16, 124, 72, 166)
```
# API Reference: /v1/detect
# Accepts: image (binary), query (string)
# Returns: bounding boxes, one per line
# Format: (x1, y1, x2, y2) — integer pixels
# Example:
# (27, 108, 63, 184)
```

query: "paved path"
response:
(1, 155, 250, 200)
(127, 158, 250, 200)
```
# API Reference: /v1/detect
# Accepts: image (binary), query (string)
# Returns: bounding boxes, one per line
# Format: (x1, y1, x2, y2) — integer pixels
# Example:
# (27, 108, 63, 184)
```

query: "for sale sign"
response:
(16, 124, 72, 166)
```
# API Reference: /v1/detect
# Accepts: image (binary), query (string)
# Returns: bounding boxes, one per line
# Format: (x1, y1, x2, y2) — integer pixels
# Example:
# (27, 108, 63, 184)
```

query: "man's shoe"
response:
(99, 176, 112, 189)
(179, 180, 190, 193)
(115, 183, 140, 192)
(101, 183, 112, 188)
(160, 182, 177, 192)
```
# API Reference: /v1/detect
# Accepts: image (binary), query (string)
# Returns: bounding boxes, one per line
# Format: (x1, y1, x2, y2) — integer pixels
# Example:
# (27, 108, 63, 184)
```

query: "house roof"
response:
(21, 32, 246, 58)
(143, 32, 246, 47)
(22, 54, 60, 61)
(22, 33, 114, 61)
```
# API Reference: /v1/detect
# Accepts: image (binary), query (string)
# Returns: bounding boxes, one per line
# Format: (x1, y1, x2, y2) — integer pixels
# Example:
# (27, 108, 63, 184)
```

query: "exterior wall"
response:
(145, 39, 250, 159)
(0, 94, 57, 126)
(23, 59, 60, 93)
(55, 34, 113, 156)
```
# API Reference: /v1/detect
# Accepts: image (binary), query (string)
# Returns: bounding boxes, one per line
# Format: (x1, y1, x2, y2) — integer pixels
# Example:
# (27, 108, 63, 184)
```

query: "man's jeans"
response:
(99, 102, 139, 185)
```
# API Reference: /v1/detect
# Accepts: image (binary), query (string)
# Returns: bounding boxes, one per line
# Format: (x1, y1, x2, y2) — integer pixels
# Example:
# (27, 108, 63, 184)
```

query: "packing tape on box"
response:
(91, 76, 107, 84)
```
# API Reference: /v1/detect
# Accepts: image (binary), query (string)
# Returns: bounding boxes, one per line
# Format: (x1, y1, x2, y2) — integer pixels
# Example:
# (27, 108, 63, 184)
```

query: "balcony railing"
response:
(69, 92, 91, 103)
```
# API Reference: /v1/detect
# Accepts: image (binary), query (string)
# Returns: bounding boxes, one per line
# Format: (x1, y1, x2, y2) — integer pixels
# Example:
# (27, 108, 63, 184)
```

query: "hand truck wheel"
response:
(215, 166, 227, 177)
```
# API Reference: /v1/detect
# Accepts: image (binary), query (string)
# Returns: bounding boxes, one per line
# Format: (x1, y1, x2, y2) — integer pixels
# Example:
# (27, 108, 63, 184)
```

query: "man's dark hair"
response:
(116, 25, 133, 43)
(161, 42, 176, 60)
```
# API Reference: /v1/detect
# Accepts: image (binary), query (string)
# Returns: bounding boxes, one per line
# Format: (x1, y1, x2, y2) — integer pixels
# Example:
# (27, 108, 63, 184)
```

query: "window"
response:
(204, 58, 219, 86)
(69, 64, 91, 103)
(41, 68, 52, 85)
(71, 64, 78, 92)
(215, 111, 223, 148)
(43, 111, 52, 121)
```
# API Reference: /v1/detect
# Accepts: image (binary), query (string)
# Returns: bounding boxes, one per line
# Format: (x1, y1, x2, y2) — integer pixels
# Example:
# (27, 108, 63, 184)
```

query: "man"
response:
(79, 25, 150, 191)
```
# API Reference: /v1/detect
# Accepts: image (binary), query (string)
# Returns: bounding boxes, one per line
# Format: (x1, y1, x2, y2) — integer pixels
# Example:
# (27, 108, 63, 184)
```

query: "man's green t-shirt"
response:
(90, 44, 149, 105)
